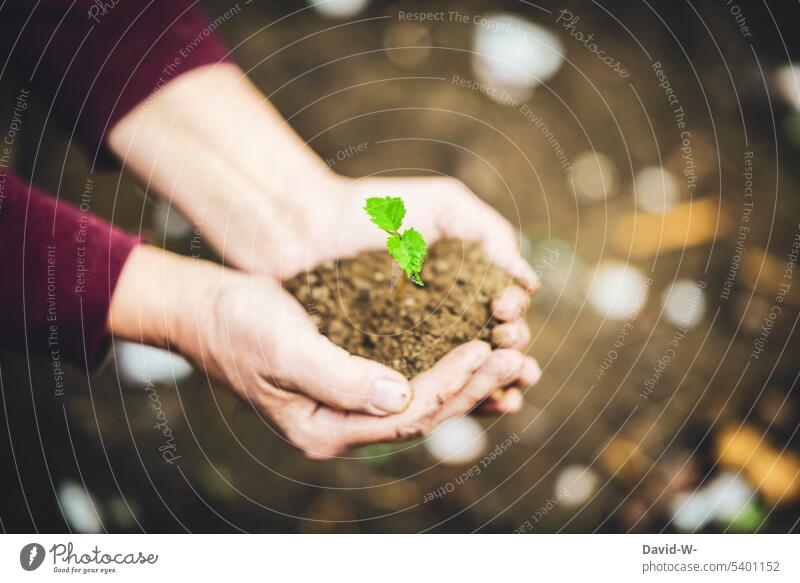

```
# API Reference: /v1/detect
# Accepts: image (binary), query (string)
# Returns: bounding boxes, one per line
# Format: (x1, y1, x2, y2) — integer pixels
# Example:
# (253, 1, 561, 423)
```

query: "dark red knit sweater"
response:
(0, 1, 229, 369)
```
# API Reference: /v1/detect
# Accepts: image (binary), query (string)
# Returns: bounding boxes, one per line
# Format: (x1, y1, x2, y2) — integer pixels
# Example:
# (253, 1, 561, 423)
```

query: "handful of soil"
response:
(284, 239, 512, 377)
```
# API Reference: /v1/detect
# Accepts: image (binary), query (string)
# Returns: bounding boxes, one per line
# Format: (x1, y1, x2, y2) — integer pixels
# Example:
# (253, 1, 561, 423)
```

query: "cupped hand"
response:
(173, 273, 535, 420)
(188, 271, 540, 455)
(221, 174, 539, 418)
(246, 339, 540, 460)
(112, 246, 540, 460)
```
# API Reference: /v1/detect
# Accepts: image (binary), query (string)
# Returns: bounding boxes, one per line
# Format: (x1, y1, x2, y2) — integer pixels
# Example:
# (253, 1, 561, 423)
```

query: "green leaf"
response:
(365, 197, 405, 234)
(387, 228, 427, 286)
(363, 195, 428, 286)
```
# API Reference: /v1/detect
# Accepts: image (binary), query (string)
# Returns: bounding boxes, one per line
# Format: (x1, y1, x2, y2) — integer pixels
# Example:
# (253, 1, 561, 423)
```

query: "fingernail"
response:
(525, 268, 542, 294)
(511, 256, 540, 291)
(371, 378, 412, 413)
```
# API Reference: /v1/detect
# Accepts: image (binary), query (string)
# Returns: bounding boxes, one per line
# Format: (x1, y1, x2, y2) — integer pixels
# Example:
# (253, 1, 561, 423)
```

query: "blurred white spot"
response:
(670, 489, 712, 532)
(306, 0, 369, 19)
(116, 341, 192, 386)
(773, 64, 800, 110)
(425, 417, 488, 465)
(633, 166, 680, 214)
(554, 464, 598, 507)
(662, 279, 706, 329)
(384, 23, 431, 68)
(570, 151, 618, 203)
(58, 481, 102, 533)
(704, 471, 755, 523)
(589, 263, 649, 320)
(151, 201, 192, 240)
(472, 13, 563, 103)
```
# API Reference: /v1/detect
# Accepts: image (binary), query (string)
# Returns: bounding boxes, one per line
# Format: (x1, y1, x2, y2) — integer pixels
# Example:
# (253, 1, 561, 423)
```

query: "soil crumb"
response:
(284, 239, 513, 377)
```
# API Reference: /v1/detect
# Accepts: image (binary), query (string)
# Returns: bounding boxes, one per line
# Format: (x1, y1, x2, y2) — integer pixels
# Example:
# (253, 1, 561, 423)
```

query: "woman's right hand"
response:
(109, 246, 541, 459)
(179, 275, 540, 459)
(259, 340, 540, 460)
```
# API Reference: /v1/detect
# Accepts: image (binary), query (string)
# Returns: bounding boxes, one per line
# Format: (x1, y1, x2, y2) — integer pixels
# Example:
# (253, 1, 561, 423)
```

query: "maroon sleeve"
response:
(0, 0, 230, 163)
(0, 171, 140, 369)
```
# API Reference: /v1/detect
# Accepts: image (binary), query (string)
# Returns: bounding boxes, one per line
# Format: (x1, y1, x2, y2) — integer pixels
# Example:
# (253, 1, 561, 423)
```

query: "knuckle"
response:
(395, 420, 426, 442)
(467, 339, 492, 359)
(486, 349, 523, 379)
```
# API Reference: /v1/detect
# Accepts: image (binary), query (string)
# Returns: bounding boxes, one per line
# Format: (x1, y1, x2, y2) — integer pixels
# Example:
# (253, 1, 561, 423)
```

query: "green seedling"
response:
(364, 196, 427, 287)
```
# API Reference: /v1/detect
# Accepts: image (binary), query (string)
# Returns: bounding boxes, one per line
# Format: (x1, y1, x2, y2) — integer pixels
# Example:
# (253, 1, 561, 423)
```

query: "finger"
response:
(313, 340, 493, 450)
(410, 340, 492, 406)
(475, 387, 524, 415)
(282, 332, 413, 416)
(491, 320, 531, 350)
(474, 355, 541, 414)
(435, 349, 525, 423)
(504, 255, 541, 293)
(492, 286, 530, 322)
(518, 356, 543, 387)
(275, 347, 541, 459)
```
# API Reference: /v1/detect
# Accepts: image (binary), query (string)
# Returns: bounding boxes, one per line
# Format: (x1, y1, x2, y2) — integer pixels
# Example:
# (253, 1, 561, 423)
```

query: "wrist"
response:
(108, 245, 224, 353)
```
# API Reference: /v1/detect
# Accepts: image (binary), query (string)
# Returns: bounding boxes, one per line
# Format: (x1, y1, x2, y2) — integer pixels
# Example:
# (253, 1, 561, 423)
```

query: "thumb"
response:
(279, 332, 413, 416)
(326, 340, 492, 452)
